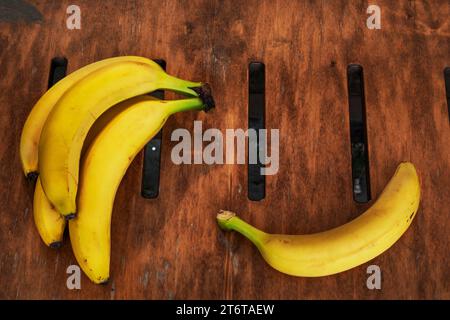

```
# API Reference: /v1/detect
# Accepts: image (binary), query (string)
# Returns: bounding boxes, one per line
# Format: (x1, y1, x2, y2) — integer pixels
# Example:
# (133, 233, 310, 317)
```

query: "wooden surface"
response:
(0, 0, 449, 299)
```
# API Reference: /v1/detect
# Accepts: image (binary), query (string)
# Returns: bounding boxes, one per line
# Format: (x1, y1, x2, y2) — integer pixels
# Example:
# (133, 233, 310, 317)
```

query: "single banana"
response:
(69, 95, 213, 284)
(38, 60, 211, 217)
(217, 162, 420, 277)
(33, 177, 66, 248)
(20, 56, 158, 179)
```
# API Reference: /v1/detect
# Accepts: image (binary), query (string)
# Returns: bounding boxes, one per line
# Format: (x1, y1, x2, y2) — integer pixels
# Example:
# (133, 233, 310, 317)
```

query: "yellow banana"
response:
(20, 56, 158, 179)
(217, 162, 420, 277)
(38, 60, 210, 217)
(32, 101, 133, 248)
(33, 177, 66, 248)
(69, 95, 212, 284)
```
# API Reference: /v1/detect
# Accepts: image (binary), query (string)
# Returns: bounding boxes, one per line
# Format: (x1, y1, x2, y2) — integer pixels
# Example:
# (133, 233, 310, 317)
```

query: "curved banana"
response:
(69, 96, 212, 284)
(32, 103, 130, 248)
(217, 162, 420, 277)
(20, 56, 158, 179)
(38, 60, 210, 217)
(33, 177, 66, 248)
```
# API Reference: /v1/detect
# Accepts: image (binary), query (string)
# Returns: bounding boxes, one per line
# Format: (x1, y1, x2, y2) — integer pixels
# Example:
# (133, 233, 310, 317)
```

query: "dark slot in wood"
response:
(248, 62, 266, 201)
(48, 57, 67, 88)
(444, 67, 450, 121)
(141, 59, 166, 199)
(347, 64, 371, 203)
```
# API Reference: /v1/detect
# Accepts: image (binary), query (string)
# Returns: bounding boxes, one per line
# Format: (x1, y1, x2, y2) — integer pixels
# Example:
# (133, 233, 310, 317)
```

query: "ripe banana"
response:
(69, 95, 212, 284)
(20, 56, 158, 179)
(217, 162, 420, 277)
(38, 60, 210, 217)
(33, 177, 66, 248)
(32, 103, 129, 248)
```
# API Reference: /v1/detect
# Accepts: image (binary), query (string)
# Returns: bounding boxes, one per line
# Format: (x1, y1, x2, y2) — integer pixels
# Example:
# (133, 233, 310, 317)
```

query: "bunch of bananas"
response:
(21, 55, 421, 285)
(20, 56, 214, 284)
(218, 162, 421, 277)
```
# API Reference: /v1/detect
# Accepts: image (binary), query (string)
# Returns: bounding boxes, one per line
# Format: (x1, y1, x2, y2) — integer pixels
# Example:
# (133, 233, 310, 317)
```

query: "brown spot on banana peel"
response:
(407, 211, 416, 223)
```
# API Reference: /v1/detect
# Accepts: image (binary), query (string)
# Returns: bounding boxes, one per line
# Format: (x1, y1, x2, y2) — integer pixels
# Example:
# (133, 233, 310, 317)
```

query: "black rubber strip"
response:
(248, 62, 266, 201)
(444, 67, 450, 121)
(141, 59, 166, 199)
(48, 57, 67, 88)
(347, 64, 371, 203)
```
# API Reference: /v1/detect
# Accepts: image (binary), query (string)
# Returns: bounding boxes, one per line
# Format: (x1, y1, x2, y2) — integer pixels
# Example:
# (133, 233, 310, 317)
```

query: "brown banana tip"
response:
(98, 278, 109, 285)
(26, 172, 38, 182)
(191, 83, 215, 112)
(49, 241, 63, 249)
(64, 213, 77, 221)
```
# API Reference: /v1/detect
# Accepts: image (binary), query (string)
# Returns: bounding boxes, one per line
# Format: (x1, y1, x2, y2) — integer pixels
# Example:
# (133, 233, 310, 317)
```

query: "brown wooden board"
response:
(0, 0, 448, 299)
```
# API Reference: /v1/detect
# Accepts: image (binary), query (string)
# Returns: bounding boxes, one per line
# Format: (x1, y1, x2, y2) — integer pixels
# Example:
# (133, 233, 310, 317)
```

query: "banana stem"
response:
(166, 97, 206, 115)
(216, 211, 266, 248)
(163, 74, 202, 97)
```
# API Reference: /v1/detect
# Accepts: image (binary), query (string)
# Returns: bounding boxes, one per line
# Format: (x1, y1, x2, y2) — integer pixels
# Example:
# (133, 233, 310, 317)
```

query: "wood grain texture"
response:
(0, 0, 448, 299)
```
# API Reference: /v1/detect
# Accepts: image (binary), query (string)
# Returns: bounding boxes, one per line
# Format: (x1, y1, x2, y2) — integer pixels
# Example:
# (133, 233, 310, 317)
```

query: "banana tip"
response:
(64, 213, 77, 221)
(49, 241, 63, 249)
(26, 172, 38, 183)
(191, 83, 215, 112)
